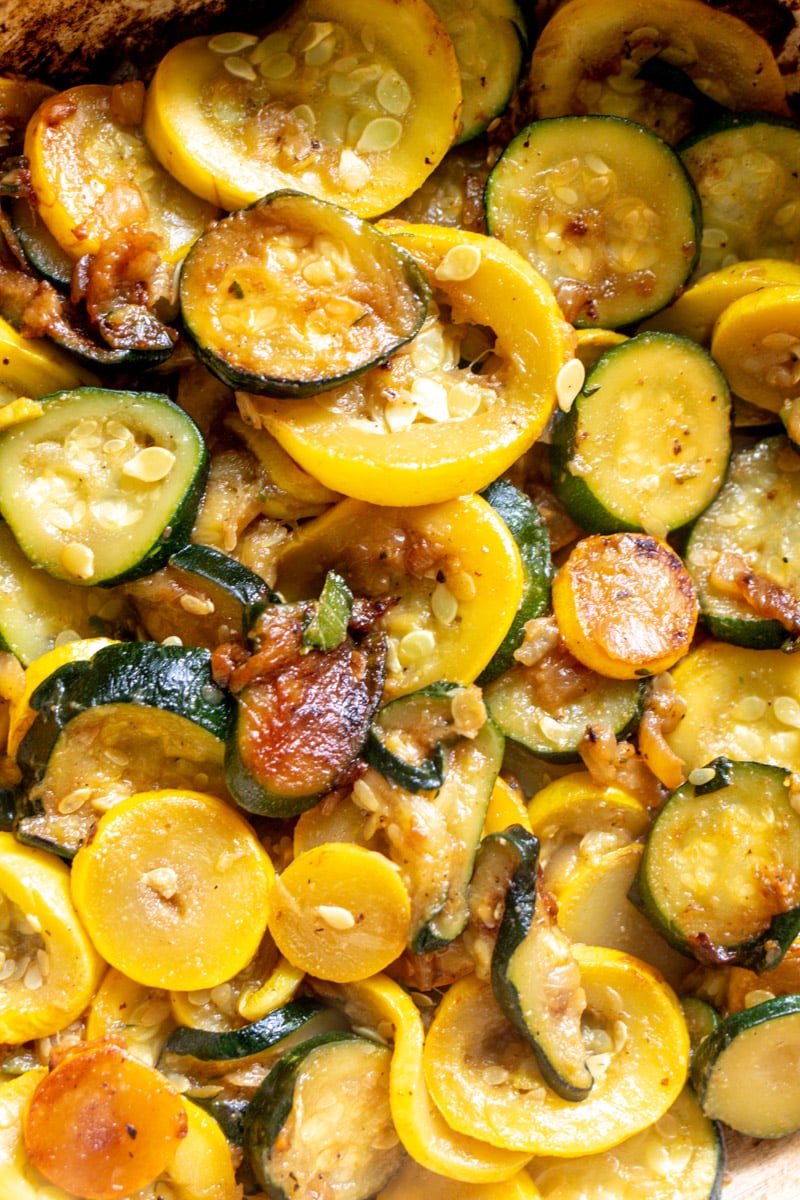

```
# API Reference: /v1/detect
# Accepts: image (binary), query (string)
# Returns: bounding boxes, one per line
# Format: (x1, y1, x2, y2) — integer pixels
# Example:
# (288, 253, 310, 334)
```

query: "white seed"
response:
(141, 867, 179, 900)
(434, 244, 482, 283)
(180, 594, 216, 616)
(60, 542, 95, 581)
(688, 766, 716, 786)
(338, 148, 370, 191)
(223, 55, 257, 82)
(316, 904, 356, 930)
(736, 695, 767, 721)
(409, 376, 449, 422)
(431, 582, 458, 626)
(376, 69, 411, 116)
(208, 31, 258, 54)
(384, 396, 418, 432)
(294, 21, 335, 52)
(303, 37, 335, 67)
(58, 788, 92, 815)
(774, 695, 800, 728)
(122, 446, 176, 483)
(397, 629, 436, 664)
(259, 52, 296, 80)
(355, 117, 402, 154)
(555, 357, 586, 412)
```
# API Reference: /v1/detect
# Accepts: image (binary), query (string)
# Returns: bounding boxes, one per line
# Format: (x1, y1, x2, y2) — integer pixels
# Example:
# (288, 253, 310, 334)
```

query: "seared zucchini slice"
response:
(634, 757, 800, 970)
(225, 600, 386, 818)
(143, 0, 462, 218)
(691, 995, 800, 1138)
(0, 388, 208, 587)
(484, 649, 645, 762)
(243, 1030, 404, 1200)
(680, 114, 800, 279)
(179, 191, 429, 397)
(476, 479, 552, 686)
(167, 543, 276, 639)
(485, 115, 700, 328)
(550, 333, 731, 535)
(685, 435, 800, 648)
(14, 641, 232, 858)
(484, 824, 594, 1102)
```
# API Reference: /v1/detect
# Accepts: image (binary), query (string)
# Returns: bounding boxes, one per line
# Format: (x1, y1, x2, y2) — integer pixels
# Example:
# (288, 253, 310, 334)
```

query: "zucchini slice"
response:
(484, 646, 645, 762)
(143, 0, 462, 218)
(550, 333, 731, 536)
(224, 600, 386, 818)
(476, 479, 553, 686)
(361, 710, 504, 953)
(8, 197, 73, 290)
(684, 435, 800, 648)
(365, 681, 474, 793)
(243, 1030, 404, 1200)
(426, 0, 526, 143)
(485, 115, 700, 328)
(634, 757, 800, 970)
(160, 998, 333, 1072)
(14, 641, 233, 858)
(0, 522, 126, 667)
(179, 191, 429, 397)
(0, 387, 208, 587)
(679, 114, 800, 279)
(484, 824, 594, 1102)
(691, 995, 800, 1138)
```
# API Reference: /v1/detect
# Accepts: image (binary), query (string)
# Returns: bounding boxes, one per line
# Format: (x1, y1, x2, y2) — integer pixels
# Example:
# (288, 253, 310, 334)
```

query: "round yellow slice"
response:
(71, 789, 274, 990)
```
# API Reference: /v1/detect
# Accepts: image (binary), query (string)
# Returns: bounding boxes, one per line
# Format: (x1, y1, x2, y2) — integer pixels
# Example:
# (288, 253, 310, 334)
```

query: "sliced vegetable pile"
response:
(0, 0, 798, 1196)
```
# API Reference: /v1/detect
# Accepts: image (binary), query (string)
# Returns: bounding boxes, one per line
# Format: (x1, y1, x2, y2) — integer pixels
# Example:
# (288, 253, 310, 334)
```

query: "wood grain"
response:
(724, 1129, 800, 1198)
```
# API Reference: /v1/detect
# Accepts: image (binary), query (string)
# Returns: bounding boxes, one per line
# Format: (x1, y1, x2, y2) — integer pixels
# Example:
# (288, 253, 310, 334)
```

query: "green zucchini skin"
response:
(179, 190, 430, 397)
(410, 714, 505, 954)
(168, 543, 277, 637)
(486, 824, 594, 1102)
(549, 332, 732, 537)
(684, 435, 800, 649)
(243, 1030, 403, 1200)
(691, 994, 800, 1138)
(161, 998, 331, 1064)
(476, 480, 552, 686)
(0, 387, 208, 587)
(426, 0, 527, 144)
(364, 681, 466, 793)
(484, 660, 645, 763)
(14, 642, 233, 858)
(9, 197, 74, 291)
(633, 757, 800, 971)
(225, 603, 386, 818)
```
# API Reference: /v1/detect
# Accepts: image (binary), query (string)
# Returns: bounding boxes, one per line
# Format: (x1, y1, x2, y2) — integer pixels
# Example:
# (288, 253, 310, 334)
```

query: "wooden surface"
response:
(724, 1129, 800, 1198)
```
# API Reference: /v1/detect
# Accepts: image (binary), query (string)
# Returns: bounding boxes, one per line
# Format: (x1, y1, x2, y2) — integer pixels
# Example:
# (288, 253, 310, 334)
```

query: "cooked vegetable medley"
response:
(0, 0, 799, 1196)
